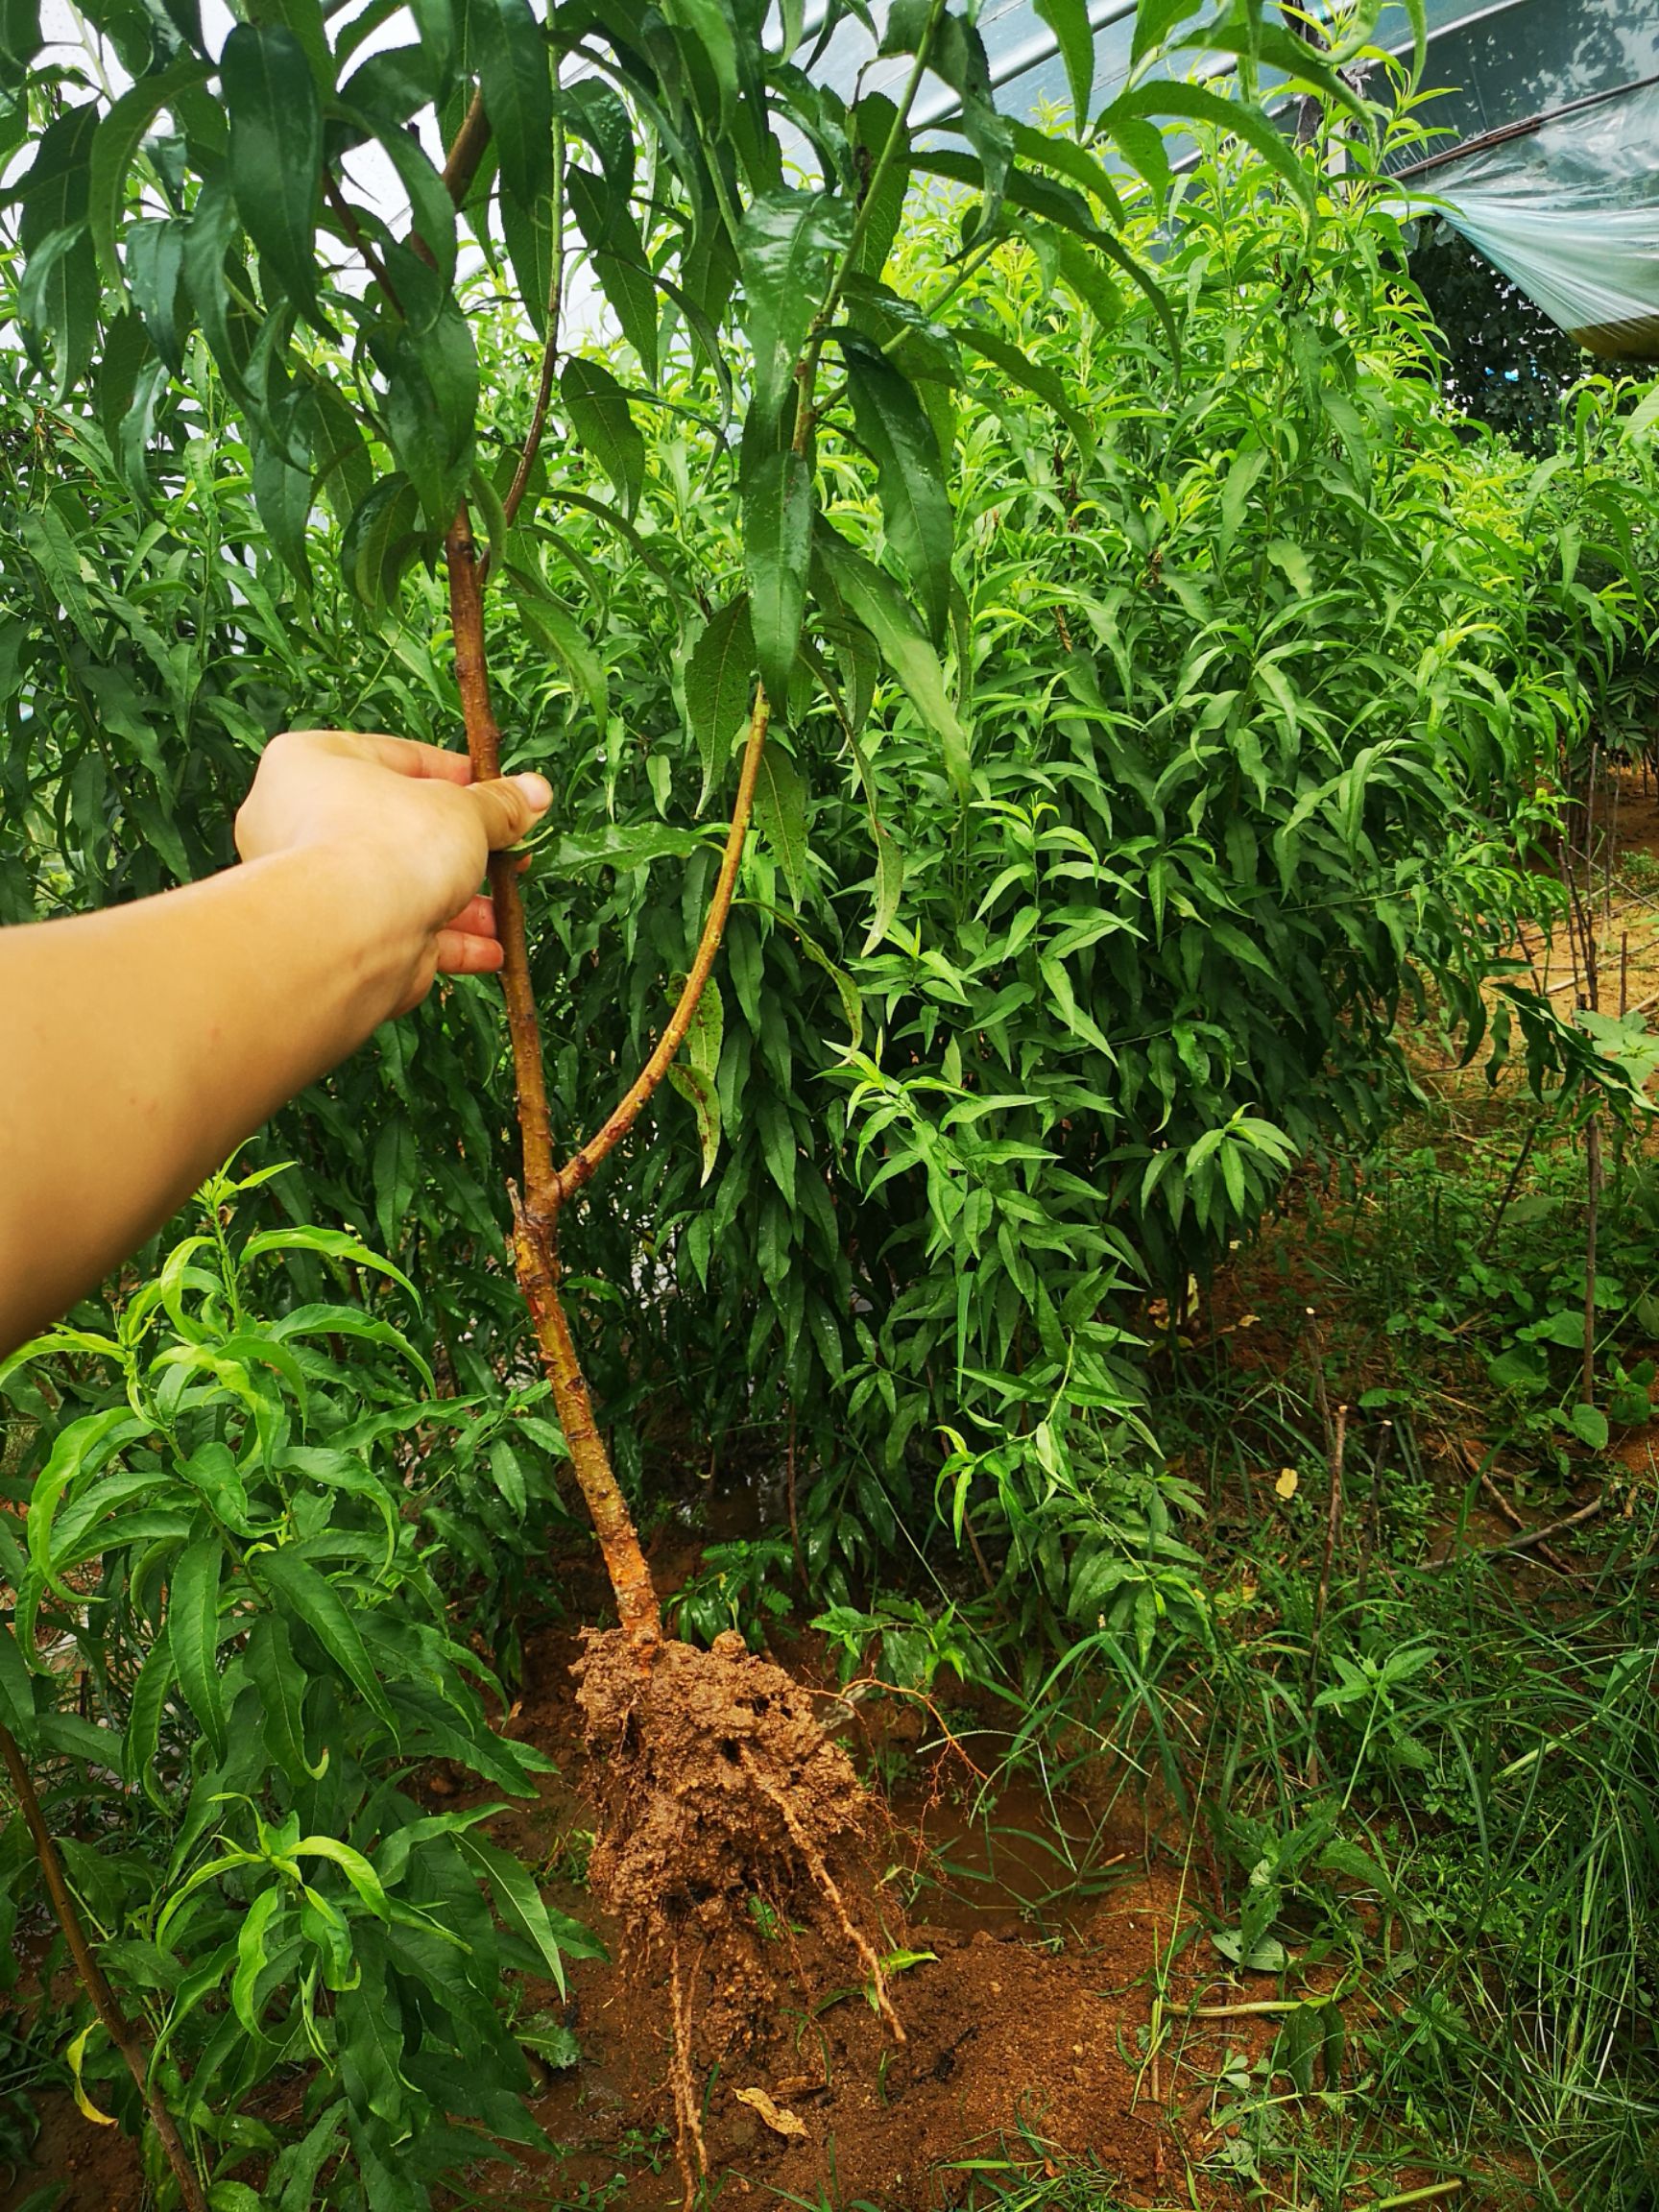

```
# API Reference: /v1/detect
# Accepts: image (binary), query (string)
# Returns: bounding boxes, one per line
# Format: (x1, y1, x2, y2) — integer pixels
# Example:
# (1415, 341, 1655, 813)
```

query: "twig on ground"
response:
(1426, 1491, 1606, 1572)
(1478, 1471, 1574, 1575)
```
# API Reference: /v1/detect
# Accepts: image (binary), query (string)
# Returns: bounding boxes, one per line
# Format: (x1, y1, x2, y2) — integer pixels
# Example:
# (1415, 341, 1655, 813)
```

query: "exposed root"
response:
(667, 1941, 708, 2212)
(573, 1626, 902, 2176)
(738, 1741, 902, 2039)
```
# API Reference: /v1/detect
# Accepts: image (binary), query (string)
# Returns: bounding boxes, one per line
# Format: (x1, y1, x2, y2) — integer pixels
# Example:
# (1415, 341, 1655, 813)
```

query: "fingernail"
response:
(511, 772, 552, 810)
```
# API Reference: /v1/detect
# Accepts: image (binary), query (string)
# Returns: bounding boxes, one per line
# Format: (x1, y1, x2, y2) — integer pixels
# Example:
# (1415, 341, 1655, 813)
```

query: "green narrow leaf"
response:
(455, 1830, 605, 1991)
(385, 291, 479, 526)
(500, 179, 555, 341)
(737, 189, 852, 436)
(0, 0, 42, 86)
(473, 0, 551, 208)
(1033, 0, 1094, 126)
(222, 24, 324, 308)
(660, 0, 739, 126)
(365, 121, 457, 291)
(231, 1885, 284, 2034)
(842, 333, 951, 643)
(560, 356, 645, 517)
(507, 572, 610, 726)
(862, 830, 903, 956)
(1010, 119, 1124, 222)
(125, 1630, 178, 1810)
(341, 472, 429, 605)
(757, 1091, 797, 1209)
(372, 1115, 418, 1252)
(127, 217, 190, 371)
(244, 1614, 316, 1787)
(850, 94, 909, 280)
(1107, 78, 1315, 216)
(1218, 443, 1269, 563)
(752, 743, 808, 908)
(952, 323, 1096, 468)
(0, 1625, 36, 1744)
(180, 174, 251, 393)
(685, 594, 757, 805)
(252, 1550, 396, 1736)
(926, 15, 1012, 229)
(88, 59, 210, 291)
(1131, 0, 1195, 70)
(251, 430, 312, 581)
(742, 448, 812, 711)
(815, 529, 971, 803)
(26, 1407, 141, 1592)
(337, 1936, 408, 2128)
(566, 166, 658, 380)
(667, 1063, 722, 1186)
(169, 1537, 227, 1762)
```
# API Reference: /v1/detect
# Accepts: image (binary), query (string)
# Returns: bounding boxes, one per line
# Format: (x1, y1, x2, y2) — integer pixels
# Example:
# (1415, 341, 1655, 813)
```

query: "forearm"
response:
(0, 847, 410, 1354)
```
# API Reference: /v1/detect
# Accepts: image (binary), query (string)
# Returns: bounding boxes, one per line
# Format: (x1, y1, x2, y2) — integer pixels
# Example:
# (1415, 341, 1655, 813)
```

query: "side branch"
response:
(442, 90, 492, 207)
(552, 686, 771, 1208)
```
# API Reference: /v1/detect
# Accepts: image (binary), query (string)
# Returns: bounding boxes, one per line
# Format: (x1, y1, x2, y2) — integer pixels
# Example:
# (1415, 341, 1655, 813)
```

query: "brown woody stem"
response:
(0, 1719, 206, 2212)
(433, 92, 775, 1663)
(441, 89, 492, 207)
(445, 507, 558, 1211)
(554, 687, 770, 1205)
(443, 505, 662, 1650)
(511, 1195, 662, 1648)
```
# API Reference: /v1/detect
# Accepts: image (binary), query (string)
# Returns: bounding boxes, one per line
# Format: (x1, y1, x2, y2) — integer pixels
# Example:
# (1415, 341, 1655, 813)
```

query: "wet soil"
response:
(1, 1620, 1282, 2212)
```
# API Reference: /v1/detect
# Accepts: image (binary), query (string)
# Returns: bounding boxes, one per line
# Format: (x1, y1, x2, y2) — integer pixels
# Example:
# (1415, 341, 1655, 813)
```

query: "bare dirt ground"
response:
(3, 1636, 1285, 2212)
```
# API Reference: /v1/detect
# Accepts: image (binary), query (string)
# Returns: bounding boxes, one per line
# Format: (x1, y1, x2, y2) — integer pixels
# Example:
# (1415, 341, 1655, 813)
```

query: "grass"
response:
(934, 1070, 1659, 2210)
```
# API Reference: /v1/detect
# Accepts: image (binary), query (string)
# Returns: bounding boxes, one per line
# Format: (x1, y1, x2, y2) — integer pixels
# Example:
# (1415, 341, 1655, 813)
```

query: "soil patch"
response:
(3, 1666, 1275, 2212)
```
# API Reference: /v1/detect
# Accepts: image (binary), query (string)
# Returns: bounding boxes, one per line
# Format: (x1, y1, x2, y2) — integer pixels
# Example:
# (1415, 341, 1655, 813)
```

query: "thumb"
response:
(467, 771, 552, 851)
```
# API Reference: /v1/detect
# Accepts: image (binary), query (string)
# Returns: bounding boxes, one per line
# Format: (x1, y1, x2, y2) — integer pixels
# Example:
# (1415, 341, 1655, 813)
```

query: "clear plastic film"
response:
(1429, 77, 1659, 360)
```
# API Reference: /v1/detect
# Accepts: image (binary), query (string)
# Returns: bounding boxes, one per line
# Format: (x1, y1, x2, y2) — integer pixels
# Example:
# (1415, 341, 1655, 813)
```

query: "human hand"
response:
(234, 730, 551, 1012)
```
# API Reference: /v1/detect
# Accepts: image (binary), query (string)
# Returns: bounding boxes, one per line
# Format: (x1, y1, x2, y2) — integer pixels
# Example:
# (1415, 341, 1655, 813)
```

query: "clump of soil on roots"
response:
(573, 1626, 903, 2193)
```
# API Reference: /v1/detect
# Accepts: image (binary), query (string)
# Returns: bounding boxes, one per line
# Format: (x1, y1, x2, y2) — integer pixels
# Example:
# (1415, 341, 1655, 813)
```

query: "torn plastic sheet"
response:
(1426, 76, 1659, 359)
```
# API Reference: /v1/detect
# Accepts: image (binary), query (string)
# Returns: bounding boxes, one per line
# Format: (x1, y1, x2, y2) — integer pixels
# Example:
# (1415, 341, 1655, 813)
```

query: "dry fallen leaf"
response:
(1274, 1468, 1299, 1500)
(735, 2086, 807, 2139)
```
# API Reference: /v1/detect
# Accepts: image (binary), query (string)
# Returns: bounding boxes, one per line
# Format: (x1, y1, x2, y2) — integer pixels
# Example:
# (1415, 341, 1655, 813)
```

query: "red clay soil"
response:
(488, 1877, 1263, 2212)
(1, 1626, 1284, 2212)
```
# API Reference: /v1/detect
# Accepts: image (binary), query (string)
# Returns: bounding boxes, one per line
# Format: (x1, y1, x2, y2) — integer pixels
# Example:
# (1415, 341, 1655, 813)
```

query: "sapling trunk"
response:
(443, 507, 770, 1654)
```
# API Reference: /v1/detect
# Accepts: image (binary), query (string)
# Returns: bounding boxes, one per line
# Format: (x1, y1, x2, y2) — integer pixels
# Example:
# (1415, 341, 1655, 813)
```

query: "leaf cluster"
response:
(0, 1168, 595, 2206)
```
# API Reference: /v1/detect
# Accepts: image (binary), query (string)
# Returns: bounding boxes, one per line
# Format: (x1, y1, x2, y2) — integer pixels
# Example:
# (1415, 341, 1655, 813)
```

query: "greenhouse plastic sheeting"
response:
(1419, 77, 1659, 360)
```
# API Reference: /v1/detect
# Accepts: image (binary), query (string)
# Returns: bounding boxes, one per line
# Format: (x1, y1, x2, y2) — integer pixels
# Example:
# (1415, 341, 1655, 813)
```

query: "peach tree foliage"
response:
(0, 8, 1381, 1550)
(9, 1, 1659, 1639)
(0, 0, 1368, 2195)
(0, 1172, 600, 2208)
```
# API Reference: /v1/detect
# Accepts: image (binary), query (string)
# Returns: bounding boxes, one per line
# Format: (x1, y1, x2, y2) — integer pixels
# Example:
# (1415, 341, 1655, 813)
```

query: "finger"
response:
(467, 772, 552, 852)
(287, 730, 479, 785)
(444, 893, 498, 939)
(434, 927, 507, 975)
